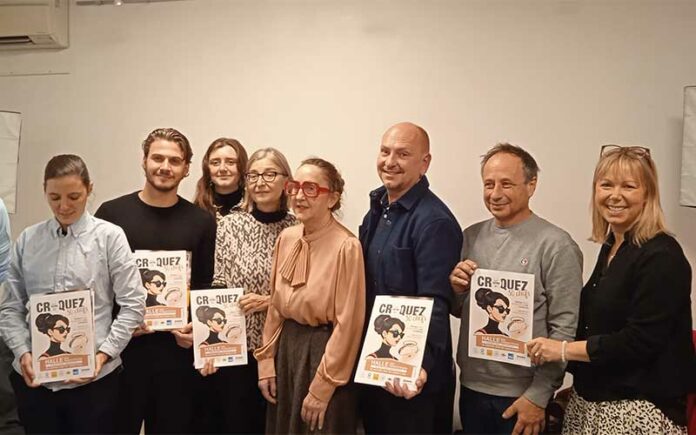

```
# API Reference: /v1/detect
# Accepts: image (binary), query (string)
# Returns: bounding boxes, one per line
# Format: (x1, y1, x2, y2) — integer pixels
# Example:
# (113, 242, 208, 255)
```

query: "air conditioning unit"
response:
(0, 0, 69, 49)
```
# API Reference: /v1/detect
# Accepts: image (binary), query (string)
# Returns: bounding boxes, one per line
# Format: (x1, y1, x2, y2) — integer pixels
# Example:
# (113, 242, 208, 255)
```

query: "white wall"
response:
(1, 0, 695, 422)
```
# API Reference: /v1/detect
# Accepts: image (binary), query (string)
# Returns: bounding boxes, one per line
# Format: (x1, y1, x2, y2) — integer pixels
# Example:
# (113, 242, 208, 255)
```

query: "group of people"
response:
(0, 121, 692, 435)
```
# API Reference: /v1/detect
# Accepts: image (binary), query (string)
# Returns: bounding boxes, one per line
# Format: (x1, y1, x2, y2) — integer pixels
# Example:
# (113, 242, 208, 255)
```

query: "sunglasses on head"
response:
(52, 326, 71, 334)
(600, 144, 651, 158)
(493, 305, 510, 315)
(388, 329, 405, 339)
(211, 318, 227, 325)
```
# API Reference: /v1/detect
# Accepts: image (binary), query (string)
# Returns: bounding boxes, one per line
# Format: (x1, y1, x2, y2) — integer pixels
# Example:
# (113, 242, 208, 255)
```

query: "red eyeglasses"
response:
(284, 180, 332, 198)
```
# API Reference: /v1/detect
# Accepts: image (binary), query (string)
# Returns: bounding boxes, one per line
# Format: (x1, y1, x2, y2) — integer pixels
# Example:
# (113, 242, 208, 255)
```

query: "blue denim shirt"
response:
(0, 212, 145, 391)
(0, 199, 10, 283)
(359, 176, 462, 393)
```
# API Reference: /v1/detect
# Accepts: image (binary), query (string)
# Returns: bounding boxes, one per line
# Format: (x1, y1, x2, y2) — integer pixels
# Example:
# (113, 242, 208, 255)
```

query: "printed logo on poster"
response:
(30, 289, 96, 384)
(191, 288, 248, 369)
(134, 250, 189, 330)
(468, 268, 534, 367)
(354, 295, 433, 388)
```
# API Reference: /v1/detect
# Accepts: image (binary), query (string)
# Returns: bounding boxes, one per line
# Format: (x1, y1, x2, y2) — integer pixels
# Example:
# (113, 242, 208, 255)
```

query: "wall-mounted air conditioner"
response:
(0, 0, 68, 50)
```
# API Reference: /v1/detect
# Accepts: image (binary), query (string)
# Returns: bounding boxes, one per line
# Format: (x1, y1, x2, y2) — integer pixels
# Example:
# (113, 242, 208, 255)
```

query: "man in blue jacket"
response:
(358, 122, 463, 434)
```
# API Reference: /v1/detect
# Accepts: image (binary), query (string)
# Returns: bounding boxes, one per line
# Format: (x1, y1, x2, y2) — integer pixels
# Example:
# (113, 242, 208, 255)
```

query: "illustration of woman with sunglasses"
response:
(367, 314, 406, 359)
(139, 268, 166, 307)
(474, 287, 510, 336)
(35, 313, 72, 359)
(196, 305, 227, 346)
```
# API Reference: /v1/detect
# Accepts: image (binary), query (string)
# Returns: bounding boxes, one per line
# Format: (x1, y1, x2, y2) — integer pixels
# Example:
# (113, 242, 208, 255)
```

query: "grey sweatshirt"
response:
(453, 214, 583, 407)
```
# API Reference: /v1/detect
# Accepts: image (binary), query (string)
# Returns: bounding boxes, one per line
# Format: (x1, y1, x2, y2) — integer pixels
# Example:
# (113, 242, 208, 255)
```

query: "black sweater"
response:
(569, 233, 694, 426)
(95, 191, 216, 369)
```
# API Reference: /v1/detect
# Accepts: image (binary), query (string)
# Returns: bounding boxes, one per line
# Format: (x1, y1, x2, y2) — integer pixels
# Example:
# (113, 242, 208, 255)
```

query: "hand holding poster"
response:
(354, 295, 433, 388)
(468, 268, 534, 367)
(134, 250, 189, 330)
(30, 289, 95, 383)
(191, 288, 248, 369)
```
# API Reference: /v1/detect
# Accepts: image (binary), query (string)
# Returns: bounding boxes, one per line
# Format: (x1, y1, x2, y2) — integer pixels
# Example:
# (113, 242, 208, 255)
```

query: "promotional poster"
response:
(134, 250, 189, 330)
(468, 268, 535, 367)
(30, 289, 95, 383)
(191, 288, 248, 369)
(354, 295, 433, 388)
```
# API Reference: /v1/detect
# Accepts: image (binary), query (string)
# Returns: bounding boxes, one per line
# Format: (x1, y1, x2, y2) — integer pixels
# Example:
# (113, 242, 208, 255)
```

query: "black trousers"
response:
(115, 344, 196, 434)
(10, 368, 119, 434)
(0, 341, 22, 435)
(360, 381, 455, 434)
(193, 351, 266, 434)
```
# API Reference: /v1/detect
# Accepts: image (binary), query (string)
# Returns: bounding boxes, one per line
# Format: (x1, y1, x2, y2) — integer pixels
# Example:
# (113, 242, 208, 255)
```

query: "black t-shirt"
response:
(95, 191, 216, 369)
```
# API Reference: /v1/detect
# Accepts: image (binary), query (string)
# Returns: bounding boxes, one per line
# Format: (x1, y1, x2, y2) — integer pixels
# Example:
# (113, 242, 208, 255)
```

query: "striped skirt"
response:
(267, 320, 358, 434)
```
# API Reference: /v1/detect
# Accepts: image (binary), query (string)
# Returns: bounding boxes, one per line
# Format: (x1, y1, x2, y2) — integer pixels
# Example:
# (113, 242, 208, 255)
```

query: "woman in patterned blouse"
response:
(197, 148, 297, 434)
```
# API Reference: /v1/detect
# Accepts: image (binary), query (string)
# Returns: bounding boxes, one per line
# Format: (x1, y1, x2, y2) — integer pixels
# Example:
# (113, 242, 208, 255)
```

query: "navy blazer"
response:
(359, 176, 463, 394)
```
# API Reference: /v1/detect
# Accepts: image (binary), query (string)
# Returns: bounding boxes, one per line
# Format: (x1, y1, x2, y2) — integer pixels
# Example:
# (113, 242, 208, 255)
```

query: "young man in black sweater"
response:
(95, 128, 216, 434)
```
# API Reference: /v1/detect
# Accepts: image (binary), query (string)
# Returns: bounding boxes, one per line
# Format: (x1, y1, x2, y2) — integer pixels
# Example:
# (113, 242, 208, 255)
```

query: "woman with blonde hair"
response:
(197, 147, 297, 434)
(527, 145, 693, 434)
(193, 138, 248, 219)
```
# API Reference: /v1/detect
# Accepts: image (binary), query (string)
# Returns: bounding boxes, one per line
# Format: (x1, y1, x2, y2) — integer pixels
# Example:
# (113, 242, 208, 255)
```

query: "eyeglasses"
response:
(284, 180, 332, 198)
(493, 305, 510, 315)
(246, 171, 286, 184)
(211, 318, 227, 325)
(151, 280, 166, 288)
(600, 145, 651, 158)
(52, 326, 71, 334)
(388, 329, 405, 339)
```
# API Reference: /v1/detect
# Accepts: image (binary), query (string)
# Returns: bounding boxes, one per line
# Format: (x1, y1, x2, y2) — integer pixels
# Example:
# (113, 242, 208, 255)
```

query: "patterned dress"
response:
(212, 208, 298, 351)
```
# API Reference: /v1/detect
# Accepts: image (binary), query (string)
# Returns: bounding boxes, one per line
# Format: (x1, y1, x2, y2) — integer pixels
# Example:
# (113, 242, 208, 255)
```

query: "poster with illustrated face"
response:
(30, 289, 95, 383)
(354, 295, 433, 388)
(134, 250, 189, 331)
(191, 288, 248, 369)
(468, 268, 534, 367)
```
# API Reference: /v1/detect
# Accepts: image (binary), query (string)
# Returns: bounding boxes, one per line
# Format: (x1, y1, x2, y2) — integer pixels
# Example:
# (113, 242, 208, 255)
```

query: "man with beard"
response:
(95, 128, 216, 434)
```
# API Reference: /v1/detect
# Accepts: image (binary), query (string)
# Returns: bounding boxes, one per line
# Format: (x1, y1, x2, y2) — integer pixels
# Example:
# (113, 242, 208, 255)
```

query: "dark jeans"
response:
(10, 369, 119, 434)
(459, 385, 517, 434)
(0, 341, 22, 435)
(361, 382, 455, 434)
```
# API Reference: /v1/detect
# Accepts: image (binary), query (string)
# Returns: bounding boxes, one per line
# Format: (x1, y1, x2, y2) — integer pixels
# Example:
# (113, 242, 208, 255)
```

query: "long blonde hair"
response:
(240, 148, 293, 212)
(590, 147, 668, 245)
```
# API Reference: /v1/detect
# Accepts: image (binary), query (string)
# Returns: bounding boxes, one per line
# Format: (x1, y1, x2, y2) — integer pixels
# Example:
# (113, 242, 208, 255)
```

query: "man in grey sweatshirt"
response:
(450, 144, 583, 435)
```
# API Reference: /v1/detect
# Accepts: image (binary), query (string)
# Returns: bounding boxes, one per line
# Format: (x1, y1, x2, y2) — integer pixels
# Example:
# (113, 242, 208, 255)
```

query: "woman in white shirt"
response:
(0, 154, 145, 434)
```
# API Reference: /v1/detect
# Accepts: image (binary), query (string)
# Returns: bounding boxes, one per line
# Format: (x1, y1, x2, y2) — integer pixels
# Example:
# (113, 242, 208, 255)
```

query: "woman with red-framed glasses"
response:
(255, 157, 366, 434)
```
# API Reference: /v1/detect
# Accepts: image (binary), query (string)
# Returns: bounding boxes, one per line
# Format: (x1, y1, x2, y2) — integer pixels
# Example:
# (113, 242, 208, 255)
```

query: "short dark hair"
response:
(373, 314, 406, 335)
(35, 313, 70, 334)
(195, 305, 226, 324)
(475, 287, 510, 310)
(43, 154, 91, 190)
(139, 268, 165, 286)
(142, 128, 193, 164)
(481, 143, 540, 183)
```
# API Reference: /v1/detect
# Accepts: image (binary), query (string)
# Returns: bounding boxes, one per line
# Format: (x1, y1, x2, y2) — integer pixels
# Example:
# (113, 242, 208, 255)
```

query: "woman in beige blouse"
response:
(255, 158, 366, 433)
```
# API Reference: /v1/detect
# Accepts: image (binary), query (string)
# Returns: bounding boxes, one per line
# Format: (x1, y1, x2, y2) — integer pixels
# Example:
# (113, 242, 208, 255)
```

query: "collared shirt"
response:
(359, 176, 462, 394)
(0, 199, 10, 283)
(0, 212, 145, 391)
